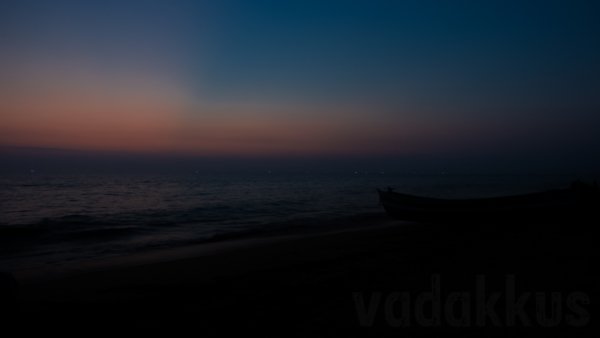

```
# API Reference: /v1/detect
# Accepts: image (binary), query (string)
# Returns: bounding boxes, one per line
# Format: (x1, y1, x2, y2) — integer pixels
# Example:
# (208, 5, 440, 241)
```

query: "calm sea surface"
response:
(0, 172, 580, 274)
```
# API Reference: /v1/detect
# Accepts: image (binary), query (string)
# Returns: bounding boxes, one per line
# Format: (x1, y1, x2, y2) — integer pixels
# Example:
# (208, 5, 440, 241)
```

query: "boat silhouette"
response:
(377, 182, 599, 224)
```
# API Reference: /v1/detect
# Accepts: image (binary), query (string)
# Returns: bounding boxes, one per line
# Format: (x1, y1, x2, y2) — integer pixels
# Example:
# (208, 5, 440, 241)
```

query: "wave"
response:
(60, 226, 142, 241)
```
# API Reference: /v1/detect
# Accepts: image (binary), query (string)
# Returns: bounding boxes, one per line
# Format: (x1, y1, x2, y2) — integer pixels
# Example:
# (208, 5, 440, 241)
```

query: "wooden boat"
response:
(377, 182, 599, 223)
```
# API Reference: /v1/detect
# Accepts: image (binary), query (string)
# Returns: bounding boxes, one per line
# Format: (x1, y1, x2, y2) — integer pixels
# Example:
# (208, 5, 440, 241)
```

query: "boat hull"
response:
(377, 186, 598, 224)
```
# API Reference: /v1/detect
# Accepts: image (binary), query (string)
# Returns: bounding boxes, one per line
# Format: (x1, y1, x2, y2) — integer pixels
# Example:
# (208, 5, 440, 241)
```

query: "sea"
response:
(0, 172, 587, 276)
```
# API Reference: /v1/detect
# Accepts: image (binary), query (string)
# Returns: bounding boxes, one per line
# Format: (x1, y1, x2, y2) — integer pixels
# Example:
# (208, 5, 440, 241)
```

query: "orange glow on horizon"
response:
(0, 60, 483, 157)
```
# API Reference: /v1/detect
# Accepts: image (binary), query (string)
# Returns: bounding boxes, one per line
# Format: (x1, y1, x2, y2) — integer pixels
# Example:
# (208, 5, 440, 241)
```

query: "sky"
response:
(1, 0, 600, 172)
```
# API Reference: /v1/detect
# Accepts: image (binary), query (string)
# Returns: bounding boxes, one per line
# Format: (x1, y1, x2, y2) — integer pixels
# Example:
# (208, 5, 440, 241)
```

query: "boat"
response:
(377, 182, 599, 223)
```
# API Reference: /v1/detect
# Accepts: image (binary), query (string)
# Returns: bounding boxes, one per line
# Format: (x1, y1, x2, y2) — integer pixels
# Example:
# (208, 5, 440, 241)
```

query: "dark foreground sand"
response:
(3, 213, 598, 336)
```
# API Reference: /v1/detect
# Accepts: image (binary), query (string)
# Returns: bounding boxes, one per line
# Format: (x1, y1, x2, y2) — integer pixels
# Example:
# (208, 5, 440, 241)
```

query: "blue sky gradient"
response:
(1, 0, 600, 171)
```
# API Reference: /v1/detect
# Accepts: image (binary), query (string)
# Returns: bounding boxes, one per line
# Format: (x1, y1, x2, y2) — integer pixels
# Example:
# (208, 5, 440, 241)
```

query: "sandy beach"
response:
(4, 213, 596, 336)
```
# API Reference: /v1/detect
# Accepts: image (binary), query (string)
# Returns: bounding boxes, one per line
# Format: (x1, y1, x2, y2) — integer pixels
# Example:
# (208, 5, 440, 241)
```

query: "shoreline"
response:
(13, 215, 411, 284)
(7, 214, 598, 335)
(14, 213, 409, 284)
(0, 211, 387, 278)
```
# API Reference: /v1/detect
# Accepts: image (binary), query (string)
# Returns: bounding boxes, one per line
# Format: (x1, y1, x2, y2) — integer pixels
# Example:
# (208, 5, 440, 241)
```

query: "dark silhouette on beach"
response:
(378, 181, 600, 224)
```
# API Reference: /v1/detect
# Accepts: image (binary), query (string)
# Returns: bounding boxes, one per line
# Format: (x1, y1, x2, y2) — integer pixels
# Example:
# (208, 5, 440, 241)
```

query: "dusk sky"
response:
(2, 0, 600, 170)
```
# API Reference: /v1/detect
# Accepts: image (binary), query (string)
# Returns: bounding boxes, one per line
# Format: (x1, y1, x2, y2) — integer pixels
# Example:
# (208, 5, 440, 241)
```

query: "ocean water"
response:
(0, 172, 578, 274)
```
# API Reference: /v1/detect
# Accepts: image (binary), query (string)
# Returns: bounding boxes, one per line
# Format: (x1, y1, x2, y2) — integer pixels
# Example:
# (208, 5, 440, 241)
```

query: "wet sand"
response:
(6, 214, 598, 336)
